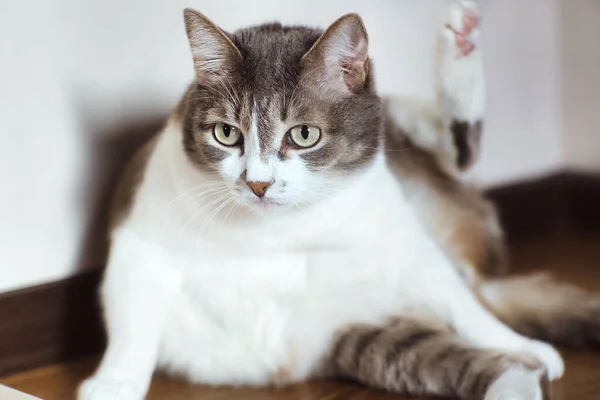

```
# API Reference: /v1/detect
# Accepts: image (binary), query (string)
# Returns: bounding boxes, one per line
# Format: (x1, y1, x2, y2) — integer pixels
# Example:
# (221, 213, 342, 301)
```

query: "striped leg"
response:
(323, 318, 548, 400)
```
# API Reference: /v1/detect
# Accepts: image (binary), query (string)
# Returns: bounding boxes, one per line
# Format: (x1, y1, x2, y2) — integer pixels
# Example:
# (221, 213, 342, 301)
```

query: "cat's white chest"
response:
(180, 251, 309, 322)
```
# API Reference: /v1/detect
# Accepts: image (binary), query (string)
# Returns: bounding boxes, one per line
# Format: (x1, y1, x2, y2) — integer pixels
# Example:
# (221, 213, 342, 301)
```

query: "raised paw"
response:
(442, 0, 481, 58)
(78, 377, 144, 400)
(485, 369, 547, 400)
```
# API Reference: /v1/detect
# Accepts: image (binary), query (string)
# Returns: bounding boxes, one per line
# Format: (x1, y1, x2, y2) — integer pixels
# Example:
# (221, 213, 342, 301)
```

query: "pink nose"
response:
(246, 181, 272, 198)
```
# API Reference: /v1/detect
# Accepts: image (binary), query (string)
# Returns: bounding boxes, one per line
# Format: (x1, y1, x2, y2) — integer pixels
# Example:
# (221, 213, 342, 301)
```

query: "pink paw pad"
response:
(446, 1, 481, 58)
(455, 32, 475, 57)
(462, 9, 480, 36)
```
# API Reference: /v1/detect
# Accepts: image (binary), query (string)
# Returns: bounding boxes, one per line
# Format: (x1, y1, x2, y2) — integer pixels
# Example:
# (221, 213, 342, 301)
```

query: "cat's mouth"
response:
(242, 195, 287, 212)
(251, 197, 283, 207)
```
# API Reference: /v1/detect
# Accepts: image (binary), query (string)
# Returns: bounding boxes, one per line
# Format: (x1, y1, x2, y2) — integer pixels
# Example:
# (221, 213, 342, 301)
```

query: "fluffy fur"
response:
(78, 3, 598, 400)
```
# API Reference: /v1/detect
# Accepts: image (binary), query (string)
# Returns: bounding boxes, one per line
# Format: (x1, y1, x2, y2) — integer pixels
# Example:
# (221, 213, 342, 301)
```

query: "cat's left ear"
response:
(302, 13, 369, 94)
(184, 9, 242, 83)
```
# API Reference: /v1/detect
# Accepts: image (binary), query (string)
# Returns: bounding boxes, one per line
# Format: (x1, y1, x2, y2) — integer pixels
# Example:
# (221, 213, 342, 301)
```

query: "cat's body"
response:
(122, 128, 458, 385)
(98, 117, 550, 400)
(112, 120, 501, 385)
(80, 3, 600, 400)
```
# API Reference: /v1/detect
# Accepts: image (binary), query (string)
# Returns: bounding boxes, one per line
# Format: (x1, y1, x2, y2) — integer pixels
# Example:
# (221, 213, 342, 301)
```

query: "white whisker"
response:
(178, 191, 231, 233)
(168, 181, 224, 207)
(218, 200, 240, 238)
(197, 196, 236, 241)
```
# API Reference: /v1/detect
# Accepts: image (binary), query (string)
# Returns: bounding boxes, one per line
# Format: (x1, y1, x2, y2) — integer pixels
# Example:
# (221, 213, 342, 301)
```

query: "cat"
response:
(79, 2, 600, 400)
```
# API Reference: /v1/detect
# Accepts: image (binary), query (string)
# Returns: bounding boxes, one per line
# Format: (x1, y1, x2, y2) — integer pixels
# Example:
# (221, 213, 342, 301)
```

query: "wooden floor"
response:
(2, 233, 599, 400)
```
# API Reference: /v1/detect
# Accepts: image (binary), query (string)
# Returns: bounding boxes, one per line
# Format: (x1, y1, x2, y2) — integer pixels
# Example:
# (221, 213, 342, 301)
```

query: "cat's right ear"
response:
(183, 9, 242, 83)
(302, 13, 369, 95)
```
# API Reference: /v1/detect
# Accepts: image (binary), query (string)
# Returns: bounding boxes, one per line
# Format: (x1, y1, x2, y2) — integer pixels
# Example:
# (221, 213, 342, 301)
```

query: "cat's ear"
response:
(302, 13, 369, 94)
(183, 9, 242, 83)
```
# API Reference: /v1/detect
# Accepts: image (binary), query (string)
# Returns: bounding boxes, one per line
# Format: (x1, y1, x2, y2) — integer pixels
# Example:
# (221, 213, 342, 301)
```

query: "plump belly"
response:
(158, 284, 295, 385)
(155, 249, 409, 386)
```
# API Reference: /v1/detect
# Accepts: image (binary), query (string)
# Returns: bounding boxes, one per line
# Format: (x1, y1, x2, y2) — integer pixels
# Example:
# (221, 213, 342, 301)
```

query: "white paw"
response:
(485, 369, 545, 400)
(441, 0, 481, 58)
(518, 340, 564, 381)
(78, 377, 144, 400)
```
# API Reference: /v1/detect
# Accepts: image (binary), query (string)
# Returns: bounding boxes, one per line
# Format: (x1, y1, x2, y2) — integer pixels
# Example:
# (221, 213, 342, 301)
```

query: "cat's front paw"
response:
(485, 369, 547, 400)
(78, 376, 144, 400)
(517, 340, 564, 381)
(442, 0, 481, 58)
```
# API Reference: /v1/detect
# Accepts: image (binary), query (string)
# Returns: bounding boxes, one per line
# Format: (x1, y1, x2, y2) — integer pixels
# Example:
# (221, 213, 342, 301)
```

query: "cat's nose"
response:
(246, 181, 273, 198)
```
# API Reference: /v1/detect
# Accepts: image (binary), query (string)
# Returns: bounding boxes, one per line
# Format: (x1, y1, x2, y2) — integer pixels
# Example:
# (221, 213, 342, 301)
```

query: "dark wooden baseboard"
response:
(0, 270, 104, 378)
(486, 171, 600, 242)
(1, 171, 599, 378)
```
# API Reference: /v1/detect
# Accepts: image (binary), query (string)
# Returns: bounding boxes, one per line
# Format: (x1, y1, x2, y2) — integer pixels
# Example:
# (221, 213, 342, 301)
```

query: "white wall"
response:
(561, 0, 600, 171)
(0, 0, 566, 292)
(474, 0, 563, 185)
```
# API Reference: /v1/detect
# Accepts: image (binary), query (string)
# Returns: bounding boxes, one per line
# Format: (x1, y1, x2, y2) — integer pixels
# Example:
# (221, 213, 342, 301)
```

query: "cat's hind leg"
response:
(385, 0, 485, 174)
(323, 318, 548, 400)
(436, 0, 485, 171)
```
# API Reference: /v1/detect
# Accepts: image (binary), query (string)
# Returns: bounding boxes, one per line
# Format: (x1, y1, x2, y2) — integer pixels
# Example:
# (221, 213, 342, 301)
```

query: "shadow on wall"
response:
(76, 116, 168, 273)
(61, 115, 168, 366)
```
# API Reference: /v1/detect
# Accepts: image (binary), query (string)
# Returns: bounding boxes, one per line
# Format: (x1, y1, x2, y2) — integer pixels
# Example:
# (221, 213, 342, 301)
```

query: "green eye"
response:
(288, 125, 321, 148)
(213, 123, 242, 146)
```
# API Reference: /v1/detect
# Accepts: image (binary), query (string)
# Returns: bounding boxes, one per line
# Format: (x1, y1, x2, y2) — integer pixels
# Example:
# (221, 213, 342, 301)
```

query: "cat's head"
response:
(179, 9, 382, 213)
